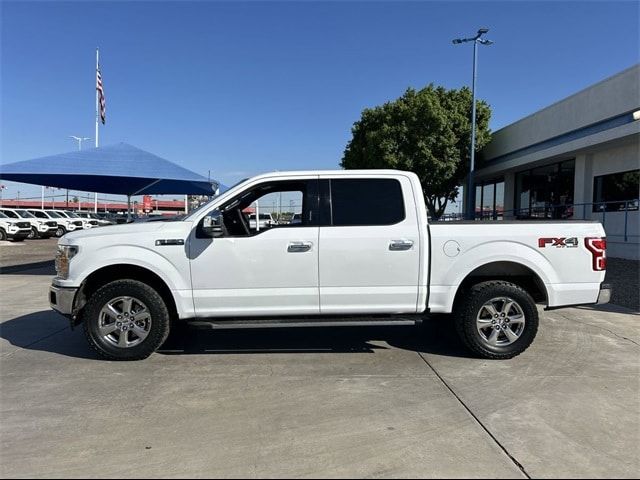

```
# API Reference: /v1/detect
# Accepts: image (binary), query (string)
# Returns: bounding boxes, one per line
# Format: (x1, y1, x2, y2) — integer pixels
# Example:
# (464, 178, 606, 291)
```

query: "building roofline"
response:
(491, 63, 640, 136)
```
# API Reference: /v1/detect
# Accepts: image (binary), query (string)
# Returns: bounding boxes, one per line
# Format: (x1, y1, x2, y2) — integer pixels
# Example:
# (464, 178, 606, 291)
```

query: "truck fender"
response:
(73, 245, 193, 319)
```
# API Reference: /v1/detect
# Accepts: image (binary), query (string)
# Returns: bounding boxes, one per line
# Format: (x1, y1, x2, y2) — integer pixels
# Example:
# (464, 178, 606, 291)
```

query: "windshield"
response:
(45, 211, 62, 218)
(15, 210, 35, 218)
(184, 178, 250, 221)
(65, 212, 80, 218)
(0, 212, 7, 219)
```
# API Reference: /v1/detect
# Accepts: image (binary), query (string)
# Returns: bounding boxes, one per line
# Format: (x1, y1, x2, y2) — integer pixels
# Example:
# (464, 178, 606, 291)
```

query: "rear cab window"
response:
(329, 178, 406, 226)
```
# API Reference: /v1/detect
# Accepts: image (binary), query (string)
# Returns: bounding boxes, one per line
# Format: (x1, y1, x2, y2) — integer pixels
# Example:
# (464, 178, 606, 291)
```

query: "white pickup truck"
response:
(0, 211, 32, 241)
(50, 170, 610, 361)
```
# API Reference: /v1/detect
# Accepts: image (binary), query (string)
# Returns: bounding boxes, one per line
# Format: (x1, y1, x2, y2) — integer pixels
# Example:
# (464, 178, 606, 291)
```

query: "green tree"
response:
(341, 84, 492, 219)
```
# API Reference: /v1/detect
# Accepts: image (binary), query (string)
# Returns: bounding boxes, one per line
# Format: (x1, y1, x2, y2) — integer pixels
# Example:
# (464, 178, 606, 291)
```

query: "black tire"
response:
(454, 280, 539, 360)
(82, 279, 171, 360)
(55, 226, 66, 238)
(28, 227, 38, 239)
(0, 228, 6, 241)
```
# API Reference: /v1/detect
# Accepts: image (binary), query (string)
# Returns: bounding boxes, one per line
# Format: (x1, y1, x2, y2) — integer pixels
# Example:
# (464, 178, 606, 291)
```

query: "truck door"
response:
(318, 176, 421, 314)
(189, 177, 320, 317)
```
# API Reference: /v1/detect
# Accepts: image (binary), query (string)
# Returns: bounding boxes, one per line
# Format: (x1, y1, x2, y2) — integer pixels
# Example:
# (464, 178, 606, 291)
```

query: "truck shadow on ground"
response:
(0, 260, 55, 275)
(0, 311, 474, 360)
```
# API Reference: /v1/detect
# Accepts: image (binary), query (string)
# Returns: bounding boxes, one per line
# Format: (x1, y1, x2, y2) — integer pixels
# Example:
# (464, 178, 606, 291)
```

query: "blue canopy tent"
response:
(0, 143, 219, 217)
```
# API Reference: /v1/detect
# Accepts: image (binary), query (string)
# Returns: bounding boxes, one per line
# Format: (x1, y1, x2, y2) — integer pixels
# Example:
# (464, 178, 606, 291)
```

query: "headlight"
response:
(55, 245, 79, 279)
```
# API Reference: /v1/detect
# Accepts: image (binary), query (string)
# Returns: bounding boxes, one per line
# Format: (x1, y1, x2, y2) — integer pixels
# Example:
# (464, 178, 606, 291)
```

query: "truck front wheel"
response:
(82, 279, 171, 360)
(454, 280, 539, 360)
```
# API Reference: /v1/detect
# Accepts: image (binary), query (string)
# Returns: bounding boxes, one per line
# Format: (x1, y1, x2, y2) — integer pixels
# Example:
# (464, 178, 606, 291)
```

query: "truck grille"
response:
(17, 222, 30, 228)
(73, 221, 83, 226)
(89, 220, 98, 225)
(46, 221, 57, 227)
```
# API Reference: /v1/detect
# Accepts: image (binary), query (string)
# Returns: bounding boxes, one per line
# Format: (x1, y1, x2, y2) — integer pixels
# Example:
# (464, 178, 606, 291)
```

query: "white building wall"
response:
(585, 143, 639, 260)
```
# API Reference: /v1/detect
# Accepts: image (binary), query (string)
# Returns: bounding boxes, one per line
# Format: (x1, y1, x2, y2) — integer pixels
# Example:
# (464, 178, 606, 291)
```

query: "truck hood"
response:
(61, 220, 194, 243)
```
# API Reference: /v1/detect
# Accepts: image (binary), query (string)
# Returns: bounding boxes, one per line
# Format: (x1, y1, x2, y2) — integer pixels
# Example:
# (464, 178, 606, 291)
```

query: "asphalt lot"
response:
(0, 241, 639, 478)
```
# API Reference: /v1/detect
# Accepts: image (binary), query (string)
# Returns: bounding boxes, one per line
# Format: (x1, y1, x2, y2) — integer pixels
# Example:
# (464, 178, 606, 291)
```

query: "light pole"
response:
(68, 136, 90, 210)
(453, 28, 493, 220)
(69, 135, 91, 151)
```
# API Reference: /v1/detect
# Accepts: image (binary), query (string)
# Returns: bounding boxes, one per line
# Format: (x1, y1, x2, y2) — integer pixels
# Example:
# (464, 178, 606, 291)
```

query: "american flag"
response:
(96, 67, 105, 124)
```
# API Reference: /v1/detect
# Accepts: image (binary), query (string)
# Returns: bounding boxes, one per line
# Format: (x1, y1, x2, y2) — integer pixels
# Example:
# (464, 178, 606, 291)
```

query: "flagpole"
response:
(94, 47, 99, 213)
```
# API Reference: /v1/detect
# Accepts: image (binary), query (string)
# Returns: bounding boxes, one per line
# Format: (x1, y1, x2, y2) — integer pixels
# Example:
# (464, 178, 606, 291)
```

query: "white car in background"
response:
(0, 211, 31, 242)
(53, 210, 92, 230)
(28, 209, 81, 238)
(73, 212, 103, 228)
(0, 208, 57, 239)
(248, 212, 277, 230)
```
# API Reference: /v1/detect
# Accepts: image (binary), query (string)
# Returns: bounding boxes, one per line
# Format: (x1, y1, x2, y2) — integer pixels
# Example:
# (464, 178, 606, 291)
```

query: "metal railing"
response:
(436, 199, 640, 243)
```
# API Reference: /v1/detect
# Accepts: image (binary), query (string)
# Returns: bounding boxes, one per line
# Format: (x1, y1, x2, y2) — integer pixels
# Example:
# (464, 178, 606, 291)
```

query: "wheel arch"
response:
(73, 264, 179, 327)
(453, 261, 548, 310)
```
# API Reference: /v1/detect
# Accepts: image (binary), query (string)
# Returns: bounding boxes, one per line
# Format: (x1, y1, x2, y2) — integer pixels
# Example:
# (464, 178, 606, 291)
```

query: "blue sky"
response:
(1, 0, 638, 202)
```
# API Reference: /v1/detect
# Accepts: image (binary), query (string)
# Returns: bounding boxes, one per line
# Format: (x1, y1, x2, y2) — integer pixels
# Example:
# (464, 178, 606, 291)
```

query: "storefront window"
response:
(593, 169, 640, 212)
(474, 178, 504, 219)
(495, 181, 505, 213)
(515, 159, 575, 218)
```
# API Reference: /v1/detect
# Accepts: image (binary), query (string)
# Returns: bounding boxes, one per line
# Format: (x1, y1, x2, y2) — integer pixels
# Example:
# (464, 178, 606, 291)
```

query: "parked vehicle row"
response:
(0, 208, 118, 241)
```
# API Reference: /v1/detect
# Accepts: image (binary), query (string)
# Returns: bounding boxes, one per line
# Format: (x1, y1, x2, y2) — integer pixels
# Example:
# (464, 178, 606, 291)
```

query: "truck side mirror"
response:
(200, 210, 225, 238)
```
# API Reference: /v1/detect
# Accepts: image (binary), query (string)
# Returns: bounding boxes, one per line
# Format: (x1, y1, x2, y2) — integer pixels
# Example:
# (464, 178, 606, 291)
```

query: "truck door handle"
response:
(287, 241, 313, 253)
(389, 239, 414, 251)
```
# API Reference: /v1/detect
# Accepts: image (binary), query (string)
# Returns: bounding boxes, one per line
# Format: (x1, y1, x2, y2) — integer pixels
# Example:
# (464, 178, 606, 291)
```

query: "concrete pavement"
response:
(0, 265, 638, 478)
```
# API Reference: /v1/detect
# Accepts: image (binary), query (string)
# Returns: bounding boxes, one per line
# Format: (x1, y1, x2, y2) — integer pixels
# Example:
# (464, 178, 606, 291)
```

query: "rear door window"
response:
(330, 178, 405, 226)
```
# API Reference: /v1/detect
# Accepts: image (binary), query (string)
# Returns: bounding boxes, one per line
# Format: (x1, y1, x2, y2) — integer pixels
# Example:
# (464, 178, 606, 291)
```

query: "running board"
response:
(187, 316, 423, 330)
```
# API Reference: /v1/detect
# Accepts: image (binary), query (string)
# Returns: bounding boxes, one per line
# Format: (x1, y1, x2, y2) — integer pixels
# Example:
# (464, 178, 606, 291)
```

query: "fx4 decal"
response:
(538, 237, 579, 248)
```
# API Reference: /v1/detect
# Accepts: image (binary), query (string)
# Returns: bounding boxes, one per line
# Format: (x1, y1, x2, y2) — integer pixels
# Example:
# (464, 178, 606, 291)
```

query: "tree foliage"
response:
(341, 84, 492, 219)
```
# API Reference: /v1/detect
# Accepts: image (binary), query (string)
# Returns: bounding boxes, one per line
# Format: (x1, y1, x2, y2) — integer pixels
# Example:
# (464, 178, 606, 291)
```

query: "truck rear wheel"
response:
(28, 227, 38, 239)
(0, 228, 6, 241)
(55, 226, 66, 237)
(454, 280, 538, 360)
(82, 279, 170, 360)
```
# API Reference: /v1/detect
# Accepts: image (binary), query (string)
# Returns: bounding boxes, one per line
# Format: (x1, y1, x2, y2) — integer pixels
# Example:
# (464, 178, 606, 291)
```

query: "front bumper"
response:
(49, 284, 78, 317)
(8, 230, 30, 239)
(597, 283, 612, 305)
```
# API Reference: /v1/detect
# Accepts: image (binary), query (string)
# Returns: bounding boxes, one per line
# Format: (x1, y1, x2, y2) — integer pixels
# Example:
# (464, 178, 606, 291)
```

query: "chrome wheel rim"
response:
(28, 228, 36, 239)
(98, 296, 152, 348)
(476, 297, 526, 347)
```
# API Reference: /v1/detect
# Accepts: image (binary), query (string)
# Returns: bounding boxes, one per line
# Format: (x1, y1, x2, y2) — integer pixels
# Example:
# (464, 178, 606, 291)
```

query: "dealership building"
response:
(472, 64, 640, 259)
